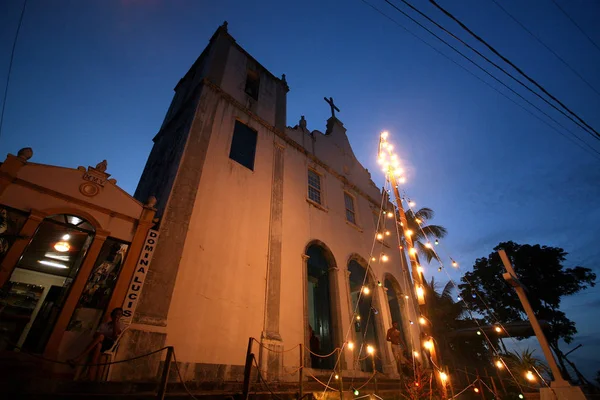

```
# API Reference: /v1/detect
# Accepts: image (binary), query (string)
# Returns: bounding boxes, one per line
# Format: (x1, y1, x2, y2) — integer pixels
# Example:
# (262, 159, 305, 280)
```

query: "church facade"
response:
(117, 23, 423, 382)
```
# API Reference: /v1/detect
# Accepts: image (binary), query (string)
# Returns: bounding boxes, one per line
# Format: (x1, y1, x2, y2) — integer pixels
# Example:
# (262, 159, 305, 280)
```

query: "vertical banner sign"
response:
(122, 229, 159, 323)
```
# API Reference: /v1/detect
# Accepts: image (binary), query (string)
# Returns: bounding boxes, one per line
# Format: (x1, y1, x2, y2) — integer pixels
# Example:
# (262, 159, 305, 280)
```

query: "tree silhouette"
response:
(458, 241, 596, 384)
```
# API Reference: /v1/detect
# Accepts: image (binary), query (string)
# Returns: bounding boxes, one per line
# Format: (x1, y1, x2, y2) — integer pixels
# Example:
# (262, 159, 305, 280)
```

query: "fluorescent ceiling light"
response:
(38, 260, 68, 269)
(69, 216, 81, 225)
(44, 253, 70, 262)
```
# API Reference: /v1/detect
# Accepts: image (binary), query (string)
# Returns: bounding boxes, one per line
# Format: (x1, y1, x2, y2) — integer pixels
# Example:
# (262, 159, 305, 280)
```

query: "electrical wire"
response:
(549, 0, 600, 54)
(0, 0, 28, 143)
(361, 0, 600, 161)
(489, 0, 600, 98)
(428, 0, 600, 140)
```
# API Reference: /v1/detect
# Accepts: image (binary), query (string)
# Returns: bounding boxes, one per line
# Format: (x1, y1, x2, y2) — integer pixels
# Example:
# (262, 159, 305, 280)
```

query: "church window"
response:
(229, 121, 257, 170)
(344, 192, 356, 224)
(245, 69, 260, 101)
(307, 170, 322, 204)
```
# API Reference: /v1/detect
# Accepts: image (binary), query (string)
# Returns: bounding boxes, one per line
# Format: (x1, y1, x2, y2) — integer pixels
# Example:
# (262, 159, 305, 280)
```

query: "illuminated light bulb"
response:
(457, 296, 462, 301)
(391, 154, 397, 161)
(452, 260, 458, 267)
(415, 218, 421, 224)
(377, 281, 382, 287)
(335, 374, 339, 380)
(526, 371, 535, 381)
(54, 241, 70, 252)
(381, 141, 388, 148)
(405, 229, 413, 236)
(435, 239, 439, 245)
(408, 201, 415, 207)
(416, 286, 424, 297)
(439, 372, 448, 382)
(387, 144, 394, 151)
(425, 242, 432, 249)
(353, 388, 360, 396)
(423, 339, 434, 350)
(416, 265, 423, 273)
(495, 360, 503, 369)
(409, 248, 417, 255)
(419, 317, 426, 325)
(472, 293, 477, 299)
(356, 315, 361, 321)
(438, 267, 442, 272)
(62, 234, 70, 240)
(398, 177, 406, 184)
(347, 342, 354, 350)
(414, 382, 420, 387)
(413, 351, 419, 358)
(376, 233, 383, 240)
(404, 295, 409, 299)
(366, 345, 375, 354)
(392, 159, 400, 168)
(394, 168, 403, 176)
(381, 131, 389, 139)
(474, 388, 479, 393)
(387, 211, 394, 218)
(381, 254, 389, 262)
(519, 395, 524, 399)
(362, 286, 370, 295)
(495, 326, 502, 333)
(476, 330, 482, 336)
(371, 257, 376, 261)
(410, 320, 414, 325)
(385, 230, 391, 236)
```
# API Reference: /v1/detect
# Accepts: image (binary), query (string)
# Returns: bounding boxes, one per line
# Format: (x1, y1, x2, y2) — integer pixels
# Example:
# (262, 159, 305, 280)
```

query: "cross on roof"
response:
(324, 97, 340, 118)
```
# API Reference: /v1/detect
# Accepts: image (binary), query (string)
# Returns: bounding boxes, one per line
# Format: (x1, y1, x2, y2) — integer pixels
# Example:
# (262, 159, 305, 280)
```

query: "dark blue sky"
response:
(1, 0, 599, 380)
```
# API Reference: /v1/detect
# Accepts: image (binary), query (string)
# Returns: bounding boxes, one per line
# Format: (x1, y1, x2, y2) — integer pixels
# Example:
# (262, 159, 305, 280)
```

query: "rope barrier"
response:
(251, 338, 300, 353)
(252, 356, 285, 400)
(172, 349, 201, 400)
(306, 347, 339, 358)
(0, 335, 168, 367)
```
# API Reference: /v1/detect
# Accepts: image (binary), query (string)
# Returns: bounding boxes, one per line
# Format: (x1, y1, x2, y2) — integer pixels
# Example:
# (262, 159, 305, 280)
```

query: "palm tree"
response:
(402, 207, 447, 263)
(503, 348, 551, 388)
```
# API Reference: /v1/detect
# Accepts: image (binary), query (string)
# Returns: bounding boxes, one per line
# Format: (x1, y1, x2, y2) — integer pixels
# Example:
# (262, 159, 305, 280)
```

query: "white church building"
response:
(116, 22, 424, 383)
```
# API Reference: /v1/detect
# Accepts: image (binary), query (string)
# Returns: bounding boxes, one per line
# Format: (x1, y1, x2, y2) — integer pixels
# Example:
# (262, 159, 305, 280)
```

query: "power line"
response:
(550, 0, 600, 54)
(490, 0, 600, 99)
(361, 0, 600, 160)
(428, 0, 600, 140)
(0, 0, 28, 144)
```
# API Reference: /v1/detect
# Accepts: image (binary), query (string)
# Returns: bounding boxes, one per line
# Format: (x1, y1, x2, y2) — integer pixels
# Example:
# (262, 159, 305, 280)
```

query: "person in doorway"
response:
(309, 325, 320, 369)
(386, 321, 409, 373)
(68, 307, 124, 380)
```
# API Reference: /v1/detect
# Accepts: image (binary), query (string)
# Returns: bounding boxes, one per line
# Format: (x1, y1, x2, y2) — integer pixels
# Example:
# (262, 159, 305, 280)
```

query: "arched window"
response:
(348, 259, 383, 372)
(306, 244, 335, 370)
(1, 214, 94, 353)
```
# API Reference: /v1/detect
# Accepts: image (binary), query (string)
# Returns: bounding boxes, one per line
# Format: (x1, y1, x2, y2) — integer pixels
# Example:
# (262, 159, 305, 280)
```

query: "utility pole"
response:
(498, 250, 587, 399)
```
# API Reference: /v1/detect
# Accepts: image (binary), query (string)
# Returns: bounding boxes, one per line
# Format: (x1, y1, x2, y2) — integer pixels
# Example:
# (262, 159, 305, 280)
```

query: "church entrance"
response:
(0, 214, 94, 353)
(348, 259, 383, 373)
(306, 244, 335, 370)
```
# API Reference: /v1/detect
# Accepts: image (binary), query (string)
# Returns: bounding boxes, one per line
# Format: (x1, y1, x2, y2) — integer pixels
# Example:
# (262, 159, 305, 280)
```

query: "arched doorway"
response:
(305, 243, 336, 369)
(1, 214, 94, 353)
(348, 259, 383, 372)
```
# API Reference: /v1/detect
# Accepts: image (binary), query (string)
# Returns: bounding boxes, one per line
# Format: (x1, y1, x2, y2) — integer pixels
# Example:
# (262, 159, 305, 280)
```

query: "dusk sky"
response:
(1, 0, 599, 379)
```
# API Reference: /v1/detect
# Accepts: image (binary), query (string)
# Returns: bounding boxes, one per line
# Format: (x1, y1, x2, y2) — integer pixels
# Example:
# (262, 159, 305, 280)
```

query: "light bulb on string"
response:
(347, 342, 355, 350)
(495, 360, 503, 369)
(526, 371, 535, 381)
(404, 295, 409, 299)
(377, 281, 382, 287)
(413, 351, 419, 358)
(495, 326, 502, 333)
(419, 317, 426, 325)
(457, 296, 462, 301)
(439, 372, 448, 382)
(476, 330, 482, 336)
(519, 394, 524, 399)
(417, 265, 423, 273)
(356, 315, 361, 321)
(398, 177, 406, 184)
(452, 260, 458, 267)
(376, 233, 383, 240)
(405, 229, 413, 237)
(371, 257, 376, 262)
(425, 242, 432, 249)
(335, 374, 339, 380)
(415, 218, 422, 224)
(381, 131, 389, 139)
(362, 286, 370, 295)
(409, 248, 417, 255)
(387, 211, 394, 218)
(366, 345, 375, 355)
(435, 239, 439, 245)
(474, 388, 479, 393)
(381, 254, 389, 262)
(410, 320, 414, 325)
(408, 200, 415, 207)
(385, 230, 391, 236)
(416, 286, 425, 298)
(423, 339, 434, 350)
(438, 267, 442, 272)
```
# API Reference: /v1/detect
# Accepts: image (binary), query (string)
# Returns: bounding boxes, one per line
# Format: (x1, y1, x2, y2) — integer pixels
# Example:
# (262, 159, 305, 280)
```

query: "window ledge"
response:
(306, 198, 328, 213)
(346, 220, 363, 233)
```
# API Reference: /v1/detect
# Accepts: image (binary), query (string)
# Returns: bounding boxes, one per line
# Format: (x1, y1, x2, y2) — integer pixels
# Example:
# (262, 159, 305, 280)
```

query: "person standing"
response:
(386, 321, 408, 373)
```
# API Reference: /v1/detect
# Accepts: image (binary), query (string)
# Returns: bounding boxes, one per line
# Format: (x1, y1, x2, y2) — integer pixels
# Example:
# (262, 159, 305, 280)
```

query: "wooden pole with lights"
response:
(377, 131, 445, 396)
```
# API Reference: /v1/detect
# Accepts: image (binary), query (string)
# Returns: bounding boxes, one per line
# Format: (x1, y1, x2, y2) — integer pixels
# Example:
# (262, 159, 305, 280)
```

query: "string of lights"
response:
(380, 129, 537, 397)
(399, 187, 541, 393)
